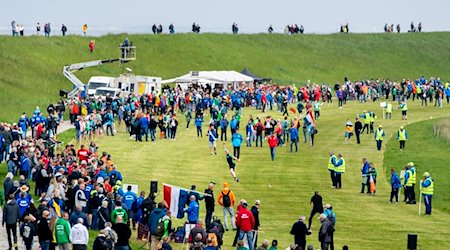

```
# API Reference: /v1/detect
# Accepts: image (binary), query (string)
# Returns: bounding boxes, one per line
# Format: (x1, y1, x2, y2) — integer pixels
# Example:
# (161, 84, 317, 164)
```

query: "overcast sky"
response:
(1, 0, 449, 35)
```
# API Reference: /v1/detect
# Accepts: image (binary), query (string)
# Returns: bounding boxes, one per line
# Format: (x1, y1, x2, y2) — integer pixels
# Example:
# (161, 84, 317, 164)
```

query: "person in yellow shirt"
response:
(396, 126, 408, 150)
(374, 125, 385, 151)
(344, 119, 353, 144)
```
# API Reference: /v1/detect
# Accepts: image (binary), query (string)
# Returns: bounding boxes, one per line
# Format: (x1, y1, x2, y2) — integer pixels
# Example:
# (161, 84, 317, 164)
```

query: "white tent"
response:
(161, 70, 254, 90)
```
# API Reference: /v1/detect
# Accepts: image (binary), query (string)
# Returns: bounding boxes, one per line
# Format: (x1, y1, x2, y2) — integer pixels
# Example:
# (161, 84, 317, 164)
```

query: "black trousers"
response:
(390, 188, 399, 202)
(6, 223, 17, 248)
(355, 131, 361, 144)
(329, 170, 336, 187)
(233, 146, 240, 159)
(361, 124, 369, 134)
(376, 140, 383, 150)
(205, 208, 213, 228)
(308, 208, 322, 229)
(335, 173, 342, 188)
(399, 140, 406, 149)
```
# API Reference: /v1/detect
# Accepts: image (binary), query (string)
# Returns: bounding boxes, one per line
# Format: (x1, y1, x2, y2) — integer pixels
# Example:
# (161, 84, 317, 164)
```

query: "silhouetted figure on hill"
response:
(232, 22, 239, 34)
(157, 24, 163, 34)
(192, 23, 200, 33)
(152, 24, 157, 34)
(169, 23, 175, 34)
(268, 25, 273, 33)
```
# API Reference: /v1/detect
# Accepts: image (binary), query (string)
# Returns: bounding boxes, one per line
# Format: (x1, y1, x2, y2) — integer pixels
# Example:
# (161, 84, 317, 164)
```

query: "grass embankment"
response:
(384, 118, 450, 215)
(1, 32, 450, 122)
(75, 100, 450, 249)
(2, 101, 450, 249)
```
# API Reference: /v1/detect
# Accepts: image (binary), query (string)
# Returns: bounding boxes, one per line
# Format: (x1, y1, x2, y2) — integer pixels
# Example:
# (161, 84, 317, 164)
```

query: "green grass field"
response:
(1, 33, 450, 249)
(59, 99, 448, 250)
(1, 32, 450, 122)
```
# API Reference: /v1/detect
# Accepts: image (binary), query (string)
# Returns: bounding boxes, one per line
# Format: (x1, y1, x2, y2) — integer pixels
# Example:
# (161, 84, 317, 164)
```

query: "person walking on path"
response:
(307, 192, 323, 230)
(399, 101, 408, 120)
(55, 212, 72, 250)
(231, 129, 243, 159)
(374, 125, 385, 151)
(327, 151, 337, 188)
(70, 218, 89, 250)
(360, 110, 370, 134)
(333, 154, 345, 189)
(38, 210, 53, 250)
(318, 214, 334, 250)
(355, 117, 362, 144)
(390, 168, 402, 203)
(368, 163, 377, 195)
(344, 119, 353, 144)
(291, 215, 311, 250)
(397, 126, 408, 150)
(421, 172, 434, 215)
(208, 126, 218, 155)
(360, 158, 370, 193)
(268, 133, 278, 161)
(223, 143, 240, 182)
(112, 216, 132, 250)
(3, 194, 20, 250)
(217, 182, 236, 231)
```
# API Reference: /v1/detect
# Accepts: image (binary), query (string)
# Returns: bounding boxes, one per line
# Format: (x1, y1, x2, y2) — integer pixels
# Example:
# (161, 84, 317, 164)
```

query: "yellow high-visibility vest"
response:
(422, 178, 434, 195)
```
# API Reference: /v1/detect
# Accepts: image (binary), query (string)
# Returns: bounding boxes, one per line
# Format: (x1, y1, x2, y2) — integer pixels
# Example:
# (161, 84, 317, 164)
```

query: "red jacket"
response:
(236, 208, 255, 232)
(268, 135, 278, 148)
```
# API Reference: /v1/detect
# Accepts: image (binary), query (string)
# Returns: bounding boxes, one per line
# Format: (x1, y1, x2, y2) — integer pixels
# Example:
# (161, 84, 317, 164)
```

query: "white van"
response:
(87, 76, 116, 96)
(94, 87, 122, 100)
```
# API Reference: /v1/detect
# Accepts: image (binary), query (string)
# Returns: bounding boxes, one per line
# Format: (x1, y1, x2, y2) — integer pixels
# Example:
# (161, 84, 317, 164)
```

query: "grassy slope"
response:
(81, 100, 450, 249)
(384, 118, 450, 215)
(1, 33, 450, 122)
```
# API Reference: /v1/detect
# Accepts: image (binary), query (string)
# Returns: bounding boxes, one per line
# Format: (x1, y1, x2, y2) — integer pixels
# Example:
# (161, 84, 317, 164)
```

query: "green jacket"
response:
(111, 207, 128, 224)
(55, 218, 71, 244)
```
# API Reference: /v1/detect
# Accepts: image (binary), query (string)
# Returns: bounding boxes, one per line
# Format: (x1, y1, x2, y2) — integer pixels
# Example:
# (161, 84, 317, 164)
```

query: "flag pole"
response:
(163, 183, 212, 197)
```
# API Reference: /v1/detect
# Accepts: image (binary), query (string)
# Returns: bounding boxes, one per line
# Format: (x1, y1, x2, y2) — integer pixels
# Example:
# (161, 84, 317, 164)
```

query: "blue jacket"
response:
(95, 170, 107, 181)
(361, 162, 370, 175)
(139, 116, 149, 129)
(17, 196, 31, 218)
(290, 128, 298, 140)
(422, 177, 433, 189)
(231, 133, 243, 147)
(323, 208, 336, 224)
(20, 155, 30, 171)
(109, 170, 123, 181)
(208, 129, 218, 142)
(194, 117, 203, 127)
(219, 118, 229, 129)
(123, 191, 137, 210)
(391, 172, 402, 189)
(148, 208, 166, 233)
(185, 200, 199, 222)
(230, 119, 238, 130)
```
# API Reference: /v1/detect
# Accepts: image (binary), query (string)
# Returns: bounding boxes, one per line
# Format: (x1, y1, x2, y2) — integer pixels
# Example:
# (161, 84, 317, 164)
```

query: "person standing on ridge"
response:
(397, 126, 408, 150)
(217, 182, 236, 231)
(334, 154, 345, 189)
(421, 172, 433, 215)
(327, 151, 337, 188)
(374, 125, 385, 151)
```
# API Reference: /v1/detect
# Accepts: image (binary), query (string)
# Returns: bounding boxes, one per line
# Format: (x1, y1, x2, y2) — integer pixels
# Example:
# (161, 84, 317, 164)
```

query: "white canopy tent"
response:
(162, 70, 254, 90)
